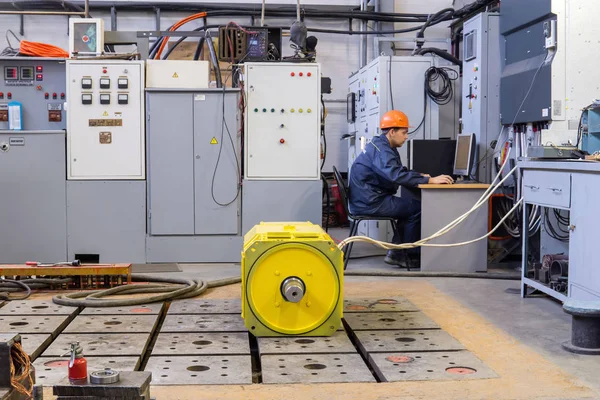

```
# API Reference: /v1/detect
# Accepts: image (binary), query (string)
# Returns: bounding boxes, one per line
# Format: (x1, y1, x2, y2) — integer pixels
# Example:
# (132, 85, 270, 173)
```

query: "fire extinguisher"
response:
(68, 342, 87, 382)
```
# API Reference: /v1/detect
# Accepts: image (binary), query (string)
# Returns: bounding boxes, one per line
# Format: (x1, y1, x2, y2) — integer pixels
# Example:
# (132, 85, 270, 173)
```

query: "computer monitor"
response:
(453, 133, 476, 177)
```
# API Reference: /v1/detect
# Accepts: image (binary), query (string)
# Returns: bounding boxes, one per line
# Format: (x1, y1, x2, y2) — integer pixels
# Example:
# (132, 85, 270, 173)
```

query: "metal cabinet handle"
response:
(524, 184, 539, 190)
(548, 187, 562, 193)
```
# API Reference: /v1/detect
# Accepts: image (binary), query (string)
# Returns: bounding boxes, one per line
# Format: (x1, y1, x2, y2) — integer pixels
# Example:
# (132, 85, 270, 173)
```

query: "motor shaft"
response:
(281, 277, 305, 303)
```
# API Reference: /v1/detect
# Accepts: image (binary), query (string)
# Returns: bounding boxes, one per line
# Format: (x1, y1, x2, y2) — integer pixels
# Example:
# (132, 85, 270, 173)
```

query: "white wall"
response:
(0, 1, 458, 173)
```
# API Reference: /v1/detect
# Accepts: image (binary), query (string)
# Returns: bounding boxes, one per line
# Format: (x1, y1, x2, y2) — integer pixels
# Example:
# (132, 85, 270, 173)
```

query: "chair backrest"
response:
(332, 166, 351, 217)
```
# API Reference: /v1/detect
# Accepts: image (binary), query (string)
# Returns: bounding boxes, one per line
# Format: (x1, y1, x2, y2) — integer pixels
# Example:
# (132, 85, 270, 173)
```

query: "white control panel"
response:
(244, 62, 321, 180)
(66, 60, 145, 180)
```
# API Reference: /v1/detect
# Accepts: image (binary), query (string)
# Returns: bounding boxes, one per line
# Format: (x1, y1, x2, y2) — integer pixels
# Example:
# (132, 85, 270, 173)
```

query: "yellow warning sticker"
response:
(172, 72, 179, 78)
(210, 137, 218, 145)
(102, 111, 109, 117)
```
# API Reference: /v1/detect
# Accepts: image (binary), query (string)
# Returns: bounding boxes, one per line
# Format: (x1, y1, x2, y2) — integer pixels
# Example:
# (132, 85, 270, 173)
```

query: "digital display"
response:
(4, 67, 18, 80)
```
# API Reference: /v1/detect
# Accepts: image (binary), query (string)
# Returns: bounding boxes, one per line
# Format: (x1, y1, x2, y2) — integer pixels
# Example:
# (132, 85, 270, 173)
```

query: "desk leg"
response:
(521, 200, 529, 298)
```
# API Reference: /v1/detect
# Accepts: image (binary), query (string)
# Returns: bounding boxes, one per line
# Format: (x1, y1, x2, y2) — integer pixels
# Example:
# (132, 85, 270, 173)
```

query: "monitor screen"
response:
(453, 134, 475, 176)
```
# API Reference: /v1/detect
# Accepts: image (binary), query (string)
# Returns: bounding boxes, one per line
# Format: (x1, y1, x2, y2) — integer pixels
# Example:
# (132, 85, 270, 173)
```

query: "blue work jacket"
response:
(348, 134, 429, 214)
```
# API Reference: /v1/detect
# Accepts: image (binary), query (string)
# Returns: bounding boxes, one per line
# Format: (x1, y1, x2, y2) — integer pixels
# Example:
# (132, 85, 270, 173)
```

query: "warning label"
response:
(172, 72, 179, 78)
(102, 111, 109, 117)
(210, 137, 218, 145)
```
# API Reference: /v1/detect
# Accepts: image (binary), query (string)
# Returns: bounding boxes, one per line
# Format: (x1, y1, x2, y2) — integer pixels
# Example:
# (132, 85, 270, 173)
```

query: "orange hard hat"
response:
(380, 110, 411, 129)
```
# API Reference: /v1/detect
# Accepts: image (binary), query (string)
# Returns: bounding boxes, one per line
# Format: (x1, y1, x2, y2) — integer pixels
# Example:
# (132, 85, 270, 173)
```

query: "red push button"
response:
(7, 92, 11, 99)
(44, 93, 49, 99)
(307, 72, 312, 77)
(299, 72, 304, 77)
(280, 138, 285, 144)
(290, 72, 295, 77)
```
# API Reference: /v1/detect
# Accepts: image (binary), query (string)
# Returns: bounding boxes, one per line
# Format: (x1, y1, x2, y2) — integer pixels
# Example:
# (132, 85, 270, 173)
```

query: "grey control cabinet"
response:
(0, 131, 67, 262)
(146, 89, 240, 236)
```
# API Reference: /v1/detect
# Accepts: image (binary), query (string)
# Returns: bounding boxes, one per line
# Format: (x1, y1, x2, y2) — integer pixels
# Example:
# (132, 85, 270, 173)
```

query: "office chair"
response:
(332, 166, 413, 271)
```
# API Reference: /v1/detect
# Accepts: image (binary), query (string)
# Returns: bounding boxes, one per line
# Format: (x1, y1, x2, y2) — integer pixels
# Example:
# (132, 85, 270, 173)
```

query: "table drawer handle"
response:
(524, 184, 539, 190)
(548, 187, 562, 193)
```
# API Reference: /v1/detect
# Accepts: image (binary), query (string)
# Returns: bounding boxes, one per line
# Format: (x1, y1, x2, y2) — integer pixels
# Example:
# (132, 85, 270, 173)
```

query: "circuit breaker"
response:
(66, 59, 145, 180)
(244, 62, 321, 180)
(0, 57, 66, 131)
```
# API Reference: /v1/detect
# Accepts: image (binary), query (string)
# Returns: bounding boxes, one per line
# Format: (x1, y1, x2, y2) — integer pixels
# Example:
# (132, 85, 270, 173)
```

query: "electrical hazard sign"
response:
(172, 72, 179, 78)
(210, 137, 218, 145)
(102, 111, 109, 117)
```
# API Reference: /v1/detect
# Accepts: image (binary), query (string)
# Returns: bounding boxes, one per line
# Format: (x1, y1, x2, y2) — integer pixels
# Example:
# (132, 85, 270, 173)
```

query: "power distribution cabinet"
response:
(347, 56, 461, 241)
(244, 62, 321, 180)
(66, 59, 145, 180)
(146, 89, 240, 236)
(462, 12, 501, 183)
(0, 57, 66, 131)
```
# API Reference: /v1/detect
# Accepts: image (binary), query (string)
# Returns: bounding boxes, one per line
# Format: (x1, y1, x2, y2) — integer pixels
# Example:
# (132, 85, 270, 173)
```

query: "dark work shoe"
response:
(405, 256, 421, 269)
(384, 250, 406, 267)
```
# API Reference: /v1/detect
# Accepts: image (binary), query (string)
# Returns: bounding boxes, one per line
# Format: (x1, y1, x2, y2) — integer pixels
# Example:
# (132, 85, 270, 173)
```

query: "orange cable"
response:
(19, 40, 69, 58)
(154, 12, 207, 59)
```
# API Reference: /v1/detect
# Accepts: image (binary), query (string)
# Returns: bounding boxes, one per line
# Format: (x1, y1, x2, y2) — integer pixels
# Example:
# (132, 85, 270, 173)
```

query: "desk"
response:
(519, 160, 600, 302)
(418, 183, 490, 273)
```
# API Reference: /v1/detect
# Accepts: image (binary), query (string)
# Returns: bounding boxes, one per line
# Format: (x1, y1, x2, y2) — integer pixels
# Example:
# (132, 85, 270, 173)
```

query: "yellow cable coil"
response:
(241, 222, 343, 336)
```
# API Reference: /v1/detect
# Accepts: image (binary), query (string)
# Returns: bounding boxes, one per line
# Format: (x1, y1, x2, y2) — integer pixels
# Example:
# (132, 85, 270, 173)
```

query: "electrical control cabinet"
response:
(244, 62, 321, 180)
(0, 57, 66, 131)
(462, 12, 501, 183)
(347, 56, 461, 241)
(66, 59, 145, 180)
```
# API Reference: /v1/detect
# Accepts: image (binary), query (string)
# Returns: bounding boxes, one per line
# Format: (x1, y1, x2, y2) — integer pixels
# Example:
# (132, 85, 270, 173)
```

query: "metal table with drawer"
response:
(519, 160, 600, 302)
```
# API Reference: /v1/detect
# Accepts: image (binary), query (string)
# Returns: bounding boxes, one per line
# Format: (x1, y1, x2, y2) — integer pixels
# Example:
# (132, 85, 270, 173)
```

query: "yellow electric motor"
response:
(241, 222, 343, 337)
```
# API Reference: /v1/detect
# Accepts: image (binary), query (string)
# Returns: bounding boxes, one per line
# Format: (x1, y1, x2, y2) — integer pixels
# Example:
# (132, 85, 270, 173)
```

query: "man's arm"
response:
(371, 147, 430, 187)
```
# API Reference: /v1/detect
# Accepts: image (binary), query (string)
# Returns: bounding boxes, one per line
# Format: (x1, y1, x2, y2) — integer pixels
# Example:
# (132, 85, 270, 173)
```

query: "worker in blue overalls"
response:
(348, 110, 454, 267)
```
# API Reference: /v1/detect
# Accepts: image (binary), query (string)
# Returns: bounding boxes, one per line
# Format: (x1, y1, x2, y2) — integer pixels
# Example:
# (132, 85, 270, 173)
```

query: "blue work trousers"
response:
(369, 195, 422, 257)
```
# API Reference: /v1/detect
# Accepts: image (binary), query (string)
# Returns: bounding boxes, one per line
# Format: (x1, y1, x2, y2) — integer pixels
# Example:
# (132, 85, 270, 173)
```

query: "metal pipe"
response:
(0, 10, 85, 15)
(84, 0, 90, 18)
(296, 0, 300, 21)
(261, 0, 266, 26)
(359, 0, 367, 67)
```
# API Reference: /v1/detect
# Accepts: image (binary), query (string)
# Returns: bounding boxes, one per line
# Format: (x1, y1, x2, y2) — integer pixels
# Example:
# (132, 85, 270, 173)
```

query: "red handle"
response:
(25, 261, 39, 266)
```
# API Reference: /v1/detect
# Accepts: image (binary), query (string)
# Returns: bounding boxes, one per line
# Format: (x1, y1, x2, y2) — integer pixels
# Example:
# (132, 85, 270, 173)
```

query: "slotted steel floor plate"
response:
(81, 303, 163, 315)
(258, 331, 356, 354)
(0, 300, 78, 316)
(261, 354, 375, 384)
(344, 297, 419, 313)
(33, 356, 139, 386)
(161, 314, 246, 333)
(168, 299, 242, 315)
(0, 315, 72, 335)
(344, 312, 439, 330)
(152, 332, 250, 356)
(63, 315, 160, 334)
(369, 351, 497, 382)
(20, 334, 53, 360)
(144, 356, 252, 385)
(41, 333, 151, 357)
(354, 329, 465, 353)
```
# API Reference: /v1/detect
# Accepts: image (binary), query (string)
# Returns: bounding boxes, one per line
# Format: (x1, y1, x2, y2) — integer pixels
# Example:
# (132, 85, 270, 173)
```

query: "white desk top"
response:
(418, 183, 490, 189)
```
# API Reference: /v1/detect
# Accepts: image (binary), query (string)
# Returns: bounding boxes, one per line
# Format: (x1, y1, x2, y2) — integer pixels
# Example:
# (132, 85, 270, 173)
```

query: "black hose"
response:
(205, 35, 222, 88)
(0, 279, 32, 300)
(416, 48, 462, 68)
(193, 37, 205, 61)
(416, 8, 455, 45)
(52, 274, 241, 307)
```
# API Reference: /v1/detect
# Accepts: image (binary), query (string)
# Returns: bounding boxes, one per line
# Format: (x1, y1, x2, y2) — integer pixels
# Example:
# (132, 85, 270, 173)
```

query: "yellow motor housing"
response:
(241, 222, 344, 337)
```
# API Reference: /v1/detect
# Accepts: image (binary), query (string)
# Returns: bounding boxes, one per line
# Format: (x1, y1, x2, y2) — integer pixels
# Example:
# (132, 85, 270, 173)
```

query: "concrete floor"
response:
(27, 227, 600, 399)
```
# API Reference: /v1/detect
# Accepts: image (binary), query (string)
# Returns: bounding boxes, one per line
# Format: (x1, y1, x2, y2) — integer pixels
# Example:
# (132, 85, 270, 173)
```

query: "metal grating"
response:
(344, 312, 439, 330)
(41, 333, 151, 357)
(258, 331, 356, 354)
(353, 329, 465, 353)
(144, 355, 252, 385)
(152, 332, 250, 356)
(261, 354, 376, 384)
(63, 315, 160, 334)
(369, 351, 497, 382)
